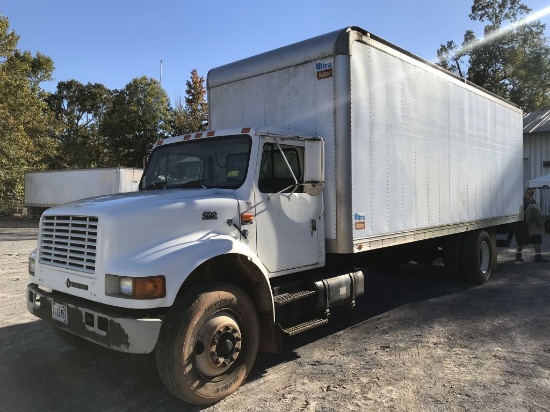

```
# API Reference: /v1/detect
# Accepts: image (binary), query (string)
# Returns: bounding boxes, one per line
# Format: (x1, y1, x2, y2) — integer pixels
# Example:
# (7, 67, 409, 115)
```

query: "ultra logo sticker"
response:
(354, 213, 366, 230)
(316, 62, 333, 79)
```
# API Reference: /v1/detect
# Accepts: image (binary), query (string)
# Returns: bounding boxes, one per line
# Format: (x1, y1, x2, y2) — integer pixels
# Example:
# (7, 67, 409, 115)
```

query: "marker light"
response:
(241, 212, 254, 225)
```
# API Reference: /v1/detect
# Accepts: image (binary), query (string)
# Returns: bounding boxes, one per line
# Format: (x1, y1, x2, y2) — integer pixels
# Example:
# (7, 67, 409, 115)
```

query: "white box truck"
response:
(26, 27, 523, 405)
(24, 167, 143, 207)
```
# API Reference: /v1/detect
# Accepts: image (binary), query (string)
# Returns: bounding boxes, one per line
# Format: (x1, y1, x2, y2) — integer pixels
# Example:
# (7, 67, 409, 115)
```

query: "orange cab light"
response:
(241, 212, 254, 224)
(184, 134, 191, 140)
(156, 140, 163, 146)
(195, 133, 203, 139)
(207, 131, 215, 137)
(133, 276, 166, 299)
(241, 127, 251, 133)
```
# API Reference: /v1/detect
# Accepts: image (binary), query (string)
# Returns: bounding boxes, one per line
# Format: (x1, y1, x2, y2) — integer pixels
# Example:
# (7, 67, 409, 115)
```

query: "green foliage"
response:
(436, 0, 550, 111)
(173, 69, 208, 134)
(47, 80, 112, 168)
(0, 15, 210, 203)
(100, 76, 173, 167)
(0, 15, 59, 202)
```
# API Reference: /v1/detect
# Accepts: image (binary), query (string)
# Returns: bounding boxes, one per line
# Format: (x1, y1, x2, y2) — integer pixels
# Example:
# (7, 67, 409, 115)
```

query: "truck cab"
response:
(28, 127, 347, 405)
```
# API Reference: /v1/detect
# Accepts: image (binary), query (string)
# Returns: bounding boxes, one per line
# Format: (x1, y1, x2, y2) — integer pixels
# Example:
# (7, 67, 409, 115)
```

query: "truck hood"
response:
(41, 189, 241, 275)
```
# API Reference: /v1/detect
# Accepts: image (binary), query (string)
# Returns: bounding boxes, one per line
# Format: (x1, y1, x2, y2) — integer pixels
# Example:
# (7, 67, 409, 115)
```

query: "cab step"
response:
(280, 317, 329, 336)
(273, 290, 315, 307)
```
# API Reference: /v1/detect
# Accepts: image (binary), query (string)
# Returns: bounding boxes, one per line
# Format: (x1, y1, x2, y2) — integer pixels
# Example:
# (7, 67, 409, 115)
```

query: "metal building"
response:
(523, 110, 550, 183)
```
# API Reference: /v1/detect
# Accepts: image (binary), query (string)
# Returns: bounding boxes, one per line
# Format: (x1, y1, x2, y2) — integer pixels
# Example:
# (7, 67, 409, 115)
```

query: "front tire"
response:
(156, 282, 259, 405)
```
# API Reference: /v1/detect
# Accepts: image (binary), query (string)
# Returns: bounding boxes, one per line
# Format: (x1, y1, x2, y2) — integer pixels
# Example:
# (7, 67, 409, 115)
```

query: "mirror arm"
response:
(275, 139, 298, 185)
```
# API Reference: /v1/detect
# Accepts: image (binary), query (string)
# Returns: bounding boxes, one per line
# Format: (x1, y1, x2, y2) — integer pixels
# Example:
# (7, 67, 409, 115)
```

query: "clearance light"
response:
(207, 131, 215, 137)
(241, 127, 251, 134)
(106, 275, 166, 299)
(184, 134, 191, 140)
(241, 212, 254, 225)
(156, 140, 163, 146)
(195, 133, 203, 139)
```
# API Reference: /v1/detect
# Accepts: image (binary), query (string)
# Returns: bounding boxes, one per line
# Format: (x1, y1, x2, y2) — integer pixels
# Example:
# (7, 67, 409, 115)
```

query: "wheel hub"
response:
(194, 313, 242, 376)
(479, 240, 491, 273)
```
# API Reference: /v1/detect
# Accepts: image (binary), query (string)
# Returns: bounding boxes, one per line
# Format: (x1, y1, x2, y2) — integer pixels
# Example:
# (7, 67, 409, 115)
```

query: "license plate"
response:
(52, 302, 68, 325)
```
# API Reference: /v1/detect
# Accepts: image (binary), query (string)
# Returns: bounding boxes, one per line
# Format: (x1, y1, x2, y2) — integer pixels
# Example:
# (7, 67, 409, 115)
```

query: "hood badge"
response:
(66, 278, 89, 290)
(202, 211, 218, 220)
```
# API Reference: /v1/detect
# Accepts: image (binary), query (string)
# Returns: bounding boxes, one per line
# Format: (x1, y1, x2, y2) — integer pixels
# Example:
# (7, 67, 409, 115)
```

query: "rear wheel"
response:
(156, 282, 259, 405)
(461, 230, 495, 284)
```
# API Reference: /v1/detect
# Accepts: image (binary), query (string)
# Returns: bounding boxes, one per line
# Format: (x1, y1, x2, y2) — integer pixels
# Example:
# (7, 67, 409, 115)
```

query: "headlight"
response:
(28, 249, 37, 276)
(105, 275, 166, 299)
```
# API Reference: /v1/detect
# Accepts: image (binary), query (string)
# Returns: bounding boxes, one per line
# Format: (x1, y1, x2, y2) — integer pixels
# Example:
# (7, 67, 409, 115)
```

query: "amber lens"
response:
(133, 276, 166, 299)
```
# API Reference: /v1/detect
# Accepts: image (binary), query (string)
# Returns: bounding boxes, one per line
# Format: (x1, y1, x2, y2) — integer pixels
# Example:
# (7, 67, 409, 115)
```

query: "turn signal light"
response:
(133, 276, 166, 299)
(241, 212, 254, 225)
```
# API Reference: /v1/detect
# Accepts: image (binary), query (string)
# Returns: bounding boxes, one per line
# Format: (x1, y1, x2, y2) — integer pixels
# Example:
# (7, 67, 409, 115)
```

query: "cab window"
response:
(258, 143, 304, 193)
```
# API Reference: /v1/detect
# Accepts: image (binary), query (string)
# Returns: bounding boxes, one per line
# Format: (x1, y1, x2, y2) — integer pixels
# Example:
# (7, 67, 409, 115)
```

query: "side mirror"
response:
(143, 155, 149, 169)
(304, 138, 324, 196)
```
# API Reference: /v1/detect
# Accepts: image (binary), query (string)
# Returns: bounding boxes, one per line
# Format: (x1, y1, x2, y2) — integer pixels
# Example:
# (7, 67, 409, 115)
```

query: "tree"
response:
(47, 80, 112, 168)
(0, 16, 59, 202)
(436, 0, 550, 111)
(100, 76, 172, 167)
(173, 69, 208, 134)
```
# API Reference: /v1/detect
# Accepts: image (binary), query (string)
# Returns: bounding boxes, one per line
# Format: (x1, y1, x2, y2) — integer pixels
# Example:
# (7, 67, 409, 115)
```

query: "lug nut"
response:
(222, 361, 228, 367)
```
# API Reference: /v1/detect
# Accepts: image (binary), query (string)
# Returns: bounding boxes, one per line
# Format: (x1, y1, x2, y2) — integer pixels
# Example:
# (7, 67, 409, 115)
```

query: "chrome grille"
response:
(39, 215, 98, 274)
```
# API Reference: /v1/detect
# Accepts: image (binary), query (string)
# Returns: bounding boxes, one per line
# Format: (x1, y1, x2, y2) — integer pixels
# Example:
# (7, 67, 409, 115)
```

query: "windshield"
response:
(140, 135, 251, 190)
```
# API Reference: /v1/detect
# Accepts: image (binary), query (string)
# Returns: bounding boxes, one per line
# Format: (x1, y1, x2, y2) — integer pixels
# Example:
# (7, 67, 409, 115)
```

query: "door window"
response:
(258, 143, 304, 193)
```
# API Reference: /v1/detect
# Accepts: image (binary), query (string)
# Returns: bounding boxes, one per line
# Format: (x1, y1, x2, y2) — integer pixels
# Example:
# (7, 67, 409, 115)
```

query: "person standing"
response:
(515, 187, 548, 262)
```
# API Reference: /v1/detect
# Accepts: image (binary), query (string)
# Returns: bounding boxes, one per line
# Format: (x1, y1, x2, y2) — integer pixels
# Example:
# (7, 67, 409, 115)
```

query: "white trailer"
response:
(24, 167, 143, 207)
(26, 27, 523, 405)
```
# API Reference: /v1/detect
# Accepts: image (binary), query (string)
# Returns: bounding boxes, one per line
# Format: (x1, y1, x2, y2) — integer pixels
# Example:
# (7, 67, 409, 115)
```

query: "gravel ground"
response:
(1, 220, 549, 412)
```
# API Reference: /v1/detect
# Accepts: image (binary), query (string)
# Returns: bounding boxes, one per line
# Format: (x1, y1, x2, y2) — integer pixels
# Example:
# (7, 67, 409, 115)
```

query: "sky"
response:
(2, 0, 550, 104)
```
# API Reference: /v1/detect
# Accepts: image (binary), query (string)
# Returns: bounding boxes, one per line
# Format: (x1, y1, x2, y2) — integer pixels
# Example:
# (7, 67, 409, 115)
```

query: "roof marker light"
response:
(183, 134, 191, 140)
(241, 128, 251, 134)
(207, 131, 215, 137)
(195, 133, 203, 139)
(156, 140, 163, 146)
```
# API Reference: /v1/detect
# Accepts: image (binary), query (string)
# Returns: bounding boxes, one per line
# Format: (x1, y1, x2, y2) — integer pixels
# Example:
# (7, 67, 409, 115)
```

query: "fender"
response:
(106, 232, 274, 314)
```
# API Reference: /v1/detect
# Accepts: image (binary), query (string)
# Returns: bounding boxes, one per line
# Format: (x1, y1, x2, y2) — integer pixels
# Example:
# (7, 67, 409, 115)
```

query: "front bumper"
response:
(27, 283, 162, 354)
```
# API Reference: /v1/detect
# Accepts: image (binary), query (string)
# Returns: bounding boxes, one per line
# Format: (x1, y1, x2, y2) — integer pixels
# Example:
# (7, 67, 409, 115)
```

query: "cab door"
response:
(254, 140, 323, 273)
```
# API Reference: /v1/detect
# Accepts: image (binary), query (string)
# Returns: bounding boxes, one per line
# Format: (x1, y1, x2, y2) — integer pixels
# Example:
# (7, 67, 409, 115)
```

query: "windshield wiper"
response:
(175, 179, 209, 188)
(142, 181, 169, 190)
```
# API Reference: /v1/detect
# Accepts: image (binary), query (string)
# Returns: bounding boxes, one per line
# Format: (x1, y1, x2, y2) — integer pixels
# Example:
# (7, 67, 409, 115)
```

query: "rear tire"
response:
(461, 230, 495, 284)
(156, 282, 259, 405)
(443, 234, 464, 281)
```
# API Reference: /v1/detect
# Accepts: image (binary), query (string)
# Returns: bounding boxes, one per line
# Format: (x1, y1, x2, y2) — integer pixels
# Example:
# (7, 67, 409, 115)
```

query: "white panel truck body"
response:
(27, 27, 523, 405)
(24, 167, 143, 207)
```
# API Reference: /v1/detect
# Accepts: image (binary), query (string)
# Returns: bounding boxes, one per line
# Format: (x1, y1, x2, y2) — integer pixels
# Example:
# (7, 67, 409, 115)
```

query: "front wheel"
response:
(156, 282, 260, 406)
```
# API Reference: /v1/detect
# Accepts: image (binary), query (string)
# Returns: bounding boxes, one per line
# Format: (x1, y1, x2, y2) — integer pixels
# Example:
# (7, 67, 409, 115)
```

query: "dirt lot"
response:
(1, 220, 549, 412)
